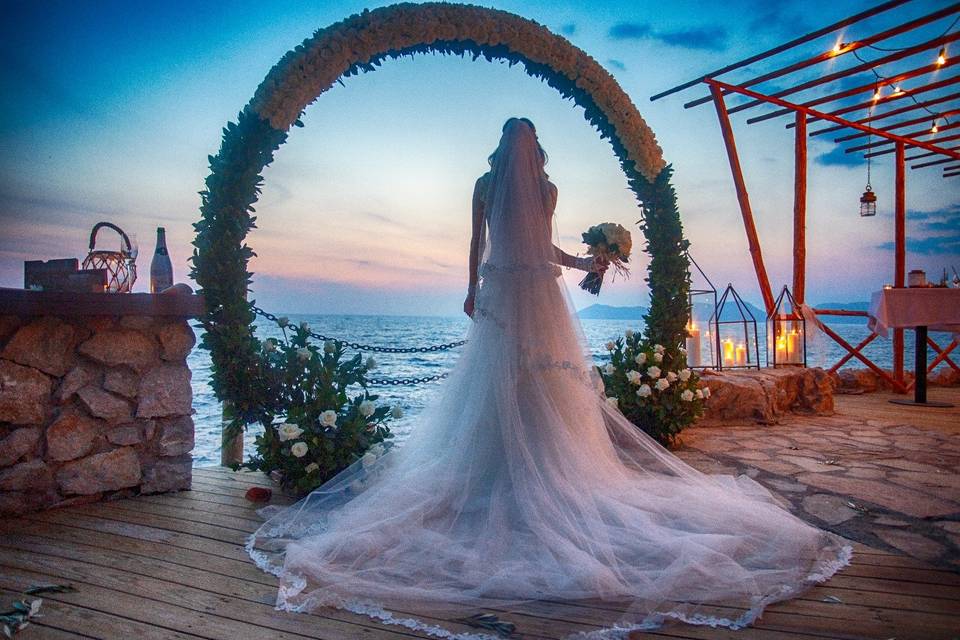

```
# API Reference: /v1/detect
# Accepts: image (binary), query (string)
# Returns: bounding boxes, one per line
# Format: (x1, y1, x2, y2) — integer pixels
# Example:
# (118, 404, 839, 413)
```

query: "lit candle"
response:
(686, 322, 702, 367)
(786, 330, 799, 363)
(775, 336, 787, 364)
(735, 343, 747, 366)
(722, 338, 735, 366)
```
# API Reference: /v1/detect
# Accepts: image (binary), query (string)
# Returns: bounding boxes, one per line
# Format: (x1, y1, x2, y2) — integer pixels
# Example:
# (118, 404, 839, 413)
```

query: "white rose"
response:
(606, 396, 619, 408)
(390, 405, 404, 419)
(366, 357, 377, 370)
(263, 339, 277, 353)
(276, 422, 303, 442)
(359, 400, 376, 418)
(602, 363, 615, 375)
(703, 387, 712, 398)
(646, 366, 661, 379)
(679, 369, 692, 382)
(300, 321, 310, 332)
(654, 352, 663, 363)
(655, 378, 670, 391)
(667, 371, 677, 382)
(277, 316, 289, 328)
(637, 384, 652, 398)
(681, 389, 694, 402)
(290, 442, 309, 458)
(320, 410, 338, 427)
(361, 452, 377, 468)
(626, 370, 642, 385)
(305, 462, 319, 474)
(324, 340, 336, 354)
(696, 389, 704, 399)
(605, 341, 616, 351)
(297, 347, 311, 361)
(654, 344, 665, 354)
(635, 352, 647, 365)
(624, 329, 634, 339)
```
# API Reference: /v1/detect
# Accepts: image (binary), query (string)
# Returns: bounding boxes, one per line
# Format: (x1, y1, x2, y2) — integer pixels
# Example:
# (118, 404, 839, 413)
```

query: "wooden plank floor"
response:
(3, 459, 959, 639)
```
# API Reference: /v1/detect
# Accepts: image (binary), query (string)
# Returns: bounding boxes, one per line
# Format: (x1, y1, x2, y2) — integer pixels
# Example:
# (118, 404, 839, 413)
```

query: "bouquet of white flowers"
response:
(579, 222, 632, 295)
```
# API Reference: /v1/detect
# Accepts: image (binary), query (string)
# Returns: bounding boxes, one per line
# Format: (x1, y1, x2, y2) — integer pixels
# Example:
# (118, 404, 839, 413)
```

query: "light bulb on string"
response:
(937, 47, 947, 66)
(891, 85, 904, 96)
(931, 120, 939, 134)
(832, 41, 844, 56)
(872, 84, 882, 102)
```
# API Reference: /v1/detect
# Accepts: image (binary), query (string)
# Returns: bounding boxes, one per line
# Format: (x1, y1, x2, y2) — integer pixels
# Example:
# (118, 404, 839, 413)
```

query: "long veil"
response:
(247, 120, 851, 639)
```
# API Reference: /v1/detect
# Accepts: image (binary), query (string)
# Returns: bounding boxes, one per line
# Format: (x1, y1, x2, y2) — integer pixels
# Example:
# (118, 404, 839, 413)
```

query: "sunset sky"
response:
(1, 0, 956, 316)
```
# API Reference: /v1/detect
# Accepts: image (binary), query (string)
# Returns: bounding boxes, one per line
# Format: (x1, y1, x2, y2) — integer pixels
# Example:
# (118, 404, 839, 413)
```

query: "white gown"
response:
(248, 121, 851, 639)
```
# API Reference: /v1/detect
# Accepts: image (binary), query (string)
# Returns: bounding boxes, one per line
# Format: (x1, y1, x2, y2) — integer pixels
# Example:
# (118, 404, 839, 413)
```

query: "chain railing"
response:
(251, 305, 461, 385)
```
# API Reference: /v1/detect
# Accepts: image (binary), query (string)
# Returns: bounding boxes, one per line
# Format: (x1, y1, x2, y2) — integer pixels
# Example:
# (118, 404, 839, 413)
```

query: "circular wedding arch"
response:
(192, 2, 691, 426)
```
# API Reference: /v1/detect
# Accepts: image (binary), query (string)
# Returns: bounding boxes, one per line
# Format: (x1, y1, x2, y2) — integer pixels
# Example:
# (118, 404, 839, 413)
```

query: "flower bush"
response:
(598, 330, 707, 447)
(239, 319, 394, 496)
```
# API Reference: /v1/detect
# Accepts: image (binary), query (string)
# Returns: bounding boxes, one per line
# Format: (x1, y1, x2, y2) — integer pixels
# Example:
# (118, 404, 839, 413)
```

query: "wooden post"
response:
(893, 141, 906, 387)
(793, 111, 807, 304)
(221, 400, 243, 467)
(708, 82, 776, 315)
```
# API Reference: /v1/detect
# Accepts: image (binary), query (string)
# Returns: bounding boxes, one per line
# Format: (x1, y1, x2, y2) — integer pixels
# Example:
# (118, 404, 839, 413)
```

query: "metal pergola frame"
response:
(652, 0, 960, 391)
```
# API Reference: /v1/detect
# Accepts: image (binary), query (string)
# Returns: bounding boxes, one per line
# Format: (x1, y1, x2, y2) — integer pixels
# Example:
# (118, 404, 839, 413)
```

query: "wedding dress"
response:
(248, 120, 851, 639)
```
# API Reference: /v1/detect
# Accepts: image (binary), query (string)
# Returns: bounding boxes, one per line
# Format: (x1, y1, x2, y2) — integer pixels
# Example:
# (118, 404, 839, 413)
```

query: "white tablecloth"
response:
(868, 288, 960, 338)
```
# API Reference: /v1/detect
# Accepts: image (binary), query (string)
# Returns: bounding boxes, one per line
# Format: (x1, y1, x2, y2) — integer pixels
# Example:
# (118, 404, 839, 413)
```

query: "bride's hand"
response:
(592, 256, 610, 274)
(463, 292, 475, 318)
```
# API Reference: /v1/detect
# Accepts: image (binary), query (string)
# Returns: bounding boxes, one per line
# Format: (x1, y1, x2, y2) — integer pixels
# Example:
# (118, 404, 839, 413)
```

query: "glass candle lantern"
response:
(766, 286, 807, 367)
(711, 284, 760, 370)
(686, 252, 720, 369)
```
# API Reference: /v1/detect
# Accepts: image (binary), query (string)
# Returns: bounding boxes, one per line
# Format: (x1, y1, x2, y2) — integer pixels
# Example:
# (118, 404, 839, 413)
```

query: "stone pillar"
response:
(0, 292, 201, 516)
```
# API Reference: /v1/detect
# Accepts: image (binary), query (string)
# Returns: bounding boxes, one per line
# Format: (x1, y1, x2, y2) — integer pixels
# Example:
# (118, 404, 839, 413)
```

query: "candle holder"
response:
(711, 284, 760, 370)
(685, 252, 720, 369)
(766, 285, 807, 368)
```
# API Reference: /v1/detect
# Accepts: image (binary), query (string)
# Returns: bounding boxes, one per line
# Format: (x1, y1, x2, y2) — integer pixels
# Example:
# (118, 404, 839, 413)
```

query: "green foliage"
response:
(240, 321, 393, 496)
(598, 331, 705, 447)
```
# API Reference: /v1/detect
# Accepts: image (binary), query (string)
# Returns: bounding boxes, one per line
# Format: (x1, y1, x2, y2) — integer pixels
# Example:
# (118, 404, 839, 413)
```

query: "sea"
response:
(188, 314, 953, 467)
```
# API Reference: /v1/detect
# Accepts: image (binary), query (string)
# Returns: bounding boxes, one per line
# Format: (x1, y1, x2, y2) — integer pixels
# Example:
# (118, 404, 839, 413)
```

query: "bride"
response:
(248, 118, 851, 638)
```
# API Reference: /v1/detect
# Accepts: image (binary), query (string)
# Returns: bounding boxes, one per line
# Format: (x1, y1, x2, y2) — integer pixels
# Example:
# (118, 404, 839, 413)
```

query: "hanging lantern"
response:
(859, 185, 877, 217)
(81, 222, 137, 293)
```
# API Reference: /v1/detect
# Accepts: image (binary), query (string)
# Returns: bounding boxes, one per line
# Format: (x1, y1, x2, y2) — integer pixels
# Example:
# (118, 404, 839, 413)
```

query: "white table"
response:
(868, 287, 960, 407)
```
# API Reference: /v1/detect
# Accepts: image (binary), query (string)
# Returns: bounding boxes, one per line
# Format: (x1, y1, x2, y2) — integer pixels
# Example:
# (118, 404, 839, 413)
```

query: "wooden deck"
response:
(3, 398, 960, 639)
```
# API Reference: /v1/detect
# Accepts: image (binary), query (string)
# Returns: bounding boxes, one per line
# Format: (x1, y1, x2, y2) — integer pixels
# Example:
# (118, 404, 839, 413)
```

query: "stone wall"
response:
(0, 313, 195, 515)
(698, 367, 835, 425)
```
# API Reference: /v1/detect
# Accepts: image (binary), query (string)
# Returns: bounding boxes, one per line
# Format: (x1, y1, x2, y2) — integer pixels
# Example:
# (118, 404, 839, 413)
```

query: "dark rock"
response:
(56, 447, 141, 495)
(157, 416, 194, 456)
(0, 459, 55, 491)
(0, 359, 52, 425)
(0, 427, 41, 467)
(1, 317, 77, 376)
(157, 321, 196, 361)
(106, 423, 149, 446)
(103, 367, 139, 398)
(57, 362, 101, 404)
(141, 454, 191, 493)
(78, 329, 158, 372)
(77, 385, 132, 425)
(46, 411, 100, 461)
(137, 364, 192, 418)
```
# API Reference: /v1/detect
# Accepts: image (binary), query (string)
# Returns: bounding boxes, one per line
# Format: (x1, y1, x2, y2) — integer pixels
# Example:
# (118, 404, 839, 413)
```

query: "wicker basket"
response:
(81, 222, 137, 293)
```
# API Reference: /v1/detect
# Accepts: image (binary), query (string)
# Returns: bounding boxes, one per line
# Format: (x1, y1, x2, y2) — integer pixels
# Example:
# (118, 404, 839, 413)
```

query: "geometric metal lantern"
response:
(81, 221, 137, 293)
(686, 252, 720, 369)
(766, 285, 807, 367)
(710, 283, 760, 370)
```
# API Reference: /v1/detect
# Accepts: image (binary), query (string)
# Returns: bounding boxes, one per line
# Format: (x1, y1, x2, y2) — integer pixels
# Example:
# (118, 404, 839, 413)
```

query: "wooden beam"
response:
(684, 3, 960, 110)
(791, 76, 960, 130)
(650, 0, 911, 101)
(835, 109, 960, 143)
(912, 157, 960, 169)
(725, 30, 960, 115)
(808, 91, 960, 136)
(706, 80, 960, 161)
(927, 337, 960, 373)
(708, 83, 776, 315)
(893, 142, 906, 388)
(793, 111, 807, 305)
(906, 144, 960, 161)
(868, 137, 960, 158)
(748, 62, 958, 125)
(845, 122, 960, 153)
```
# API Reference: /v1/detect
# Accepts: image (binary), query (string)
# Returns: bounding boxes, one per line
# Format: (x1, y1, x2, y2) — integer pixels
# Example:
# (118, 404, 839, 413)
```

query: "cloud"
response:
(607, 59, 626, 71)
(875, 203, 960, 256)
(608, 22, 727, 51)
(746, 1, 812, 37)
(560, 23, 576, 36)
(815, 146, 863, 167)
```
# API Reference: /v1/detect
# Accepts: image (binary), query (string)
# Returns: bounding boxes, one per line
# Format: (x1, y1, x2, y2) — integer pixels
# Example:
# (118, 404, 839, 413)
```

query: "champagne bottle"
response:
(150, 227, 174, 293)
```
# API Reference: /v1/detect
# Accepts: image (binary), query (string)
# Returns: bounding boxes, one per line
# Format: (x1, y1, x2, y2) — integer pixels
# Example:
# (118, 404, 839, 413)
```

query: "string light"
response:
(832, 41, 844, 56)
(891, 85, 904, 96)
(872, 84, 882, 101)
(931, 120, 939, 134)
(937, 47, 947, 66)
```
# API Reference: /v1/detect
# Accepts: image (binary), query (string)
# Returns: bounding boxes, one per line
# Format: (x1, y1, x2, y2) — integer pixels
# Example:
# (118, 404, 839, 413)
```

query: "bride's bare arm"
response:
(545, 183, 607, 273)
(464, 177, 485, 317)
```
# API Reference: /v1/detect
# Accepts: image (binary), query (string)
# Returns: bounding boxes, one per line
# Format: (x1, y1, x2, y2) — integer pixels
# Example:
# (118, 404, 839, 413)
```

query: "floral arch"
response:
(192, 2, 690, 427)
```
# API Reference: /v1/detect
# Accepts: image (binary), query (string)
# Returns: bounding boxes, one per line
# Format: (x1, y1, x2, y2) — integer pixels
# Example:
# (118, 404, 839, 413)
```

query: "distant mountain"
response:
(577, 304, 648, 320)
